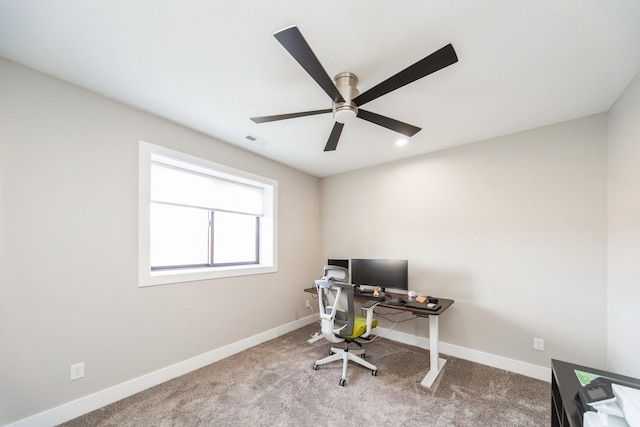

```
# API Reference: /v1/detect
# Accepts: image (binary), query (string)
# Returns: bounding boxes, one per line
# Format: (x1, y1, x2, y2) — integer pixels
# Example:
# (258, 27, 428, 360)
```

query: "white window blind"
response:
(150, 162, 264, 216)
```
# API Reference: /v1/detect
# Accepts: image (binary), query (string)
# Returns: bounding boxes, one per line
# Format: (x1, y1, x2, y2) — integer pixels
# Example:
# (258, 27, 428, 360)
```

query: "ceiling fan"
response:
(250, 26, 458, 152)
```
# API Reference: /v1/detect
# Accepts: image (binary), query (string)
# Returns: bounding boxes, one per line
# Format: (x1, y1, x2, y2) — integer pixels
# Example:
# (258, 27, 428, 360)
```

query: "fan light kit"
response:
(251, 25, 458, 152)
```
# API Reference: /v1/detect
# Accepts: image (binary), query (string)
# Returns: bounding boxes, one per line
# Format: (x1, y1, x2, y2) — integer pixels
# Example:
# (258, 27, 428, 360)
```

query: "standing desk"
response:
(304, 287, 454, 388)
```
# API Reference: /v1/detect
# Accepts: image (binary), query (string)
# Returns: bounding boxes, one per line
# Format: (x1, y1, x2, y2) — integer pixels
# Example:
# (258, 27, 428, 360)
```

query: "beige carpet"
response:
(60, 324, 551, 426)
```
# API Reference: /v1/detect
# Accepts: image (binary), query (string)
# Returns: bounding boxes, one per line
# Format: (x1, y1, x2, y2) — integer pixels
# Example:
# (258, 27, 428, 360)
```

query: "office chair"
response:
(313, 265, 378, 386)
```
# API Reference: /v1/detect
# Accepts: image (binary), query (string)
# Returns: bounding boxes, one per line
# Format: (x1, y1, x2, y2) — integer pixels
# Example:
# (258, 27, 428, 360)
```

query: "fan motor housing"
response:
(333, 72, 358, 123)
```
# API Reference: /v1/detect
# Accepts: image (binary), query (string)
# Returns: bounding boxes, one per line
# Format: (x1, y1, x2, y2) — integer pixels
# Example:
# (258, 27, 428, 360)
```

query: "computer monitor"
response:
(327, 259, 349, 270)
(350, 258, 408, 292)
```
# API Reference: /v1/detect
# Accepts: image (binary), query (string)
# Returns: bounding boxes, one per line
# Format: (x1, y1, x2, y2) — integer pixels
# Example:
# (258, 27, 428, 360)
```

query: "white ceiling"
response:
(2, 1, 640, 177)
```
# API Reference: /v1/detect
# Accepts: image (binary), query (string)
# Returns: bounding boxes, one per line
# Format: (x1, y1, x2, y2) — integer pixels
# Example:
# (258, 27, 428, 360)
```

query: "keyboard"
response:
(354, 292, 385, 301)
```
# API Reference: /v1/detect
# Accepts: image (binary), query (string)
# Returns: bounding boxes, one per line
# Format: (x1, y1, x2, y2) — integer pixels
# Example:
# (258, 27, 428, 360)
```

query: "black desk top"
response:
(552, 359, 640, 427)
(303, 287, 454, 316)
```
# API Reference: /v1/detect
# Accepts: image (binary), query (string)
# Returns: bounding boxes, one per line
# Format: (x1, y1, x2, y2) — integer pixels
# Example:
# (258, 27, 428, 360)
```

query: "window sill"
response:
(139, 264, 277, 287)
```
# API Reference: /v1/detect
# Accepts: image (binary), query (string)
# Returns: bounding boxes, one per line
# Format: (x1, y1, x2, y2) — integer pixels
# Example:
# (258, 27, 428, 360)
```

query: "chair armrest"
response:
(360, 303, 379, 338)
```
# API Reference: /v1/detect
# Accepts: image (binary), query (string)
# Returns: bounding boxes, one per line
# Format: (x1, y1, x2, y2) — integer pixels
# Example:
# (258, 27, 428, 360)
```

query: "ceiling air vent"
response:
(246, 134, 270, 146)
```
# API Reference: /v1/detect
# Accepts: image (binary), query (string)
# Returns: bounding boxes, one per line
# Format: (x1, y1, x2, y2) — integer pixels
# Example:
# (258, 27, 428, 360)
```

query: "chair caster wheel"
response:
(329, 350, 334, 355)
(339, 378, 346, 386)
(313, 364, 319, 370)
(372, 370, 378, 376)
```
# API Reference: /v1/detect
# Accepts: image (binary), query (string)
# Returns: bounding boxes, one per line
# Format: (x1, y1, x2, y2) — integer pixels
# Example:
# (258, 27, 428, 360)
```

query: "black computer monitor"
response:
(350, 258, 408, 292)
(327, 259, 349, 270)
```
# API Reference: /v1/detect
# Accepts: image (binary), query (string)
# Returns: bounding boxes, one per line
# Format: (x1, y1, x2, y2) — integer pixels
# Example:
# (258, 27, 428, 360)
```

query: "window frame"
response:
(138, 141, 277, 287)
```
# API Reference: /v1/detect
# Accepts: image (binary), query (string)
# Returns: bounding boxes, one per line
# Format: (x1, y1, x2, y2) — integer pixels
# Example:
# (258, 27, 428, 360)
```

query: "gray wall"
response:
(607, 71, 640, 378)
(0, 58, 321, 425)
(321, 114, 608, 369)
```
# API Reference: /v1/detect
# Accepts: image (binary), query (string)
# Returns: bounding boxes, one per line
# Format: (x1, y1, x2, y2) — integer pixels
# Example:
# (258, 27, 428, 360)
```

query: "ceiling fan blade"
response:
(324, 122, 344, 151)
(357, 109, 421, 137)
(274, 26, 344, 104)
(250, 109, 332, 123)
(353, 44, 458, 107)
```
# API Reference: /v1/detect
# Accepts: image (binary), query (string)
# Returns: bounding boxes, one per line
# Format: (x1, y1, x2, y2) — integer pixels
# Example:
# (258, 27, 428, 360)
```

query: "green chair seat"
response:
(340, 316, 377, 339)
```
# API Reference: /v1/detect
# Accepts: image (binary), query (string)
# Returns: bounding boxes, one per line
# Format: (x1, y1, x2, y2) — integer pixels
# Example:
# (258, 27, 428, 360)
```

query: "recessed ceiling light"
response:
(395, 138, 408, 146)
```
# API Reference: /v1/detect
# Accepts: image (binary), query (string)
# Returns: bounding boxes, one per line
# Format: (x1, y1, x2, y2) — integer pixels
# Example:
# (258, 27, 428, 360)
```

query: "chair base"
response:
(313, 345, 378, 386)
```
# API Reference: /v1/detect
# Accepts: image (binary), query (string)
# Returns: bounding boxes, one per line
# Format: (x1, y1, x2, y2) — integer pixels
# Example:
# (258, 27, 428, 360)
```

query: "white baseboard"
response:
(375, 327, 551, 382)
(7, 316, 549, 427)
(6, 316, 316, 427)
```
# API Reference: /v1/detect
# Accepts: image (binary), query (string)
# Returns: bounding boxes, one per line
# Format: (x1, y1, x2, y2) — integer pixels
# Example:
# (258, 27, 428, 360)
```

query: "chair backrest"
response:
(314, 266, 355, 343)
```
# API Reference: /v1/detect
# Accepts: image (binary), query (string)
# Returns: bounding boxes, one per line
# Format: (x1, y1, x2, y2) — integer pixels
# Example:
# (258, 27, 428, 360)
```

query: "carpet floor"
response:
(60, 323, 551, 426)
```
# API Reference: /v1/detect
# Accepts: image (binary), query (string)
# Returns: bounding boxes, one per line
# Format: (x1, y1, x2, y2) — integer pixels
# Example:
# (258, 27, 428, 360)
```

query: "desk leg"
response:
(420, 315, 447, 388)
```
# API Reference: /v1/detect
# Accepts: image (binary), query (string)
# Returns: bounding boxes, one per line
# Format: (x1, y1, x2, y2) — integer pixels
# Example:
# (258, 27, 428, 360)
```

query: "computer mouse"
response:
(427, 303, 436, 309)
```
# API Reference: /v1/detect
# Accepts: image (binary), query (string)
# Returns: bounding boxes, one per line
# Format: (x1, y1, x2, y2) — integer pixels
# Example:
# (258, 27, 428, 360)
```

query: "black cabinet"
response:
(551, 359, 640, 427)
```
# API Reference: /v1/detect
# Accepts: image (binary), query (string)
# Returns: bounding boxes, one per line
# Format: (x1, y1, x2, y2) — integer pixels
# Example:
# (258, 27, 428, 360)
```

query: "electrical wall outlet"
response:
(533, 337, 545, 351)
(70, 362, 85, 380)
(305, 300, 312, 310)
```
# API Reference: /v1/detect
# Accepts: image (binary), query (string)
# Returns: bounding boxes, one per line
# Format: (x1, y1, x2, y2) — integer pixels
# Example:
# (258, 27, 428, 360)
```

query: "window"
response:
(139, 141, 277, 286)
